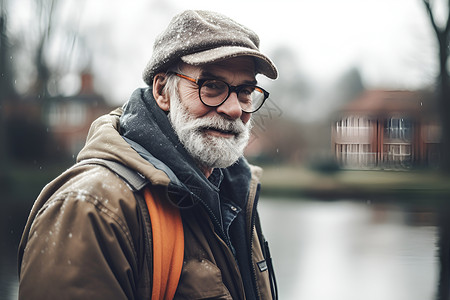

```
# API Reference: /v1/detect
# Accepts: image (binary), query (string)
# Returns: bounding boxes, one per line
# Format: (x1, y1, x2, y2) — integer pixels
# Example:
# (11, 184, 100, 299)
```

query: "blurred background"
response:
(1, 0, 450, 299)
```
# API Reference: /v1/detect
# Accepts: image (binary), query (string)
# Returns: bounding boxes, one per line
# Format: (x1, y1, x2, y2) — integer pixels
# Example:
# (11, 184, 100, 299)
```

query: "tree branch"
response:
(423, 0, 442, 36)
(444, 0, 450, 38)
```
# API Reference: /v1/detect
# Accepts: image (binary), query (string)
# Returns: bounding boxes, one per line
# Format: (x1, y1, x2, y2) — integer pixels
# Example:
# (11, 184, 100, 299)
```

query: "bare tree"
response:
(14, 0, 88, 102)
(0, 0, 89, 163)
(423, 0, 450, 173)
(31, 0, 57, 100)
(0, 1, 14, 99)
(0, 0, 15, 178)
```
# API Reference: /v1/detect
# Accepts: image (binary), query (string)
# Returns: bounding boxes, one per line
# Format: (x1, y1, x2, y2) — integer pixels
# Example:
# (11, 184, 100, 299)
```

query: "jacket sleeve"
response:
(18, 189, 143, 300)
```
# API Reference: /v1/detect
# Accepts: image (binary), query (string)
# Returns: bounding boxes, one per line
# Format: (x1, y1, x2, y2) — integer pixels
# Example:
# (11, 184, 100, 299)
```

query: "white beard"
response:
(168, 93, 251, 170)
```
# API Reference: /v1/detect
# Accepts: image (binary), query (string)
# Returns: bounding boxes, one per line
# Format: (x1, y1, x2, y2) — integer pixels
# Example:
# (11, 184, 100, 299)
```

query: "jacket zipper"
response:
(197, 182, 262, 299)
(198, 198, 233, 250)
(198, 199, 246, 298)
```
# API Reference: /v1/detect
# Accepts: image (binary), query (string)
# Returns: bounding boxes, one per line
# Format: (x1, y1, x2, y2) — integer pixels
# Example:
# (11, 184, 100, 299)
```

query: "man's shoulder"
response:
(42, 162, 138, 214)
(65, 161, 133, 191)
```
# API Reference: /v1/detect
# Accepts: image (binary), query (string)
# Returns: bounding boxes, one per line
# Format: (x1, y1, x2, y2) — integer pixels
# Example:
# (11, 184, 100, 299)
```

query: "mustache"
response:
(186, 116, 249, 136)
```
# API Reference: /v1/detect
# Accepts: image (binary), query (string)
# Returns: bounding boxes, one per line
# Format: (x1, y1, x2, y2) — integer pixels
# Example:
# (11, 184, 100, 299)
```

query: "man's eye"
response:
(239, 86, 255, 97)
(204, 83, 220, 89)
(202, 80, 225, 89)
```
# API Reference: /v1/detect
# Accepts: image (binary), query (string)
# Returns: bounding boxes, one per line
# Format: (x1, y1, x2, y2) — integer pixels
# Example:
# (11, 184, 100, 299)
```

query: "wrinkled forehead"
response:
(181, 56, 257, 81)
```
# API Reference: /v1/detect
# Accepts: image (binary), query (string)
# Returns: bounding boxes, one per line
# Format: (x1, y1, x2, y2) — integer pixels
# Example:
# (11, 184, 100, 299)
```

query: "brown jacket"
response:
(18, 109, 274, 299)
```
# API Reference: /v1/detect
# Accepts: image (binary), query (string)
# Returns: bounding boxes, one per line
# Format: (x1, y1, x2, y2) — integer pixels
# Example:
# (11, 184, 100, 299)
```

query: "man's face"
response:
(168, 56, 256, 171)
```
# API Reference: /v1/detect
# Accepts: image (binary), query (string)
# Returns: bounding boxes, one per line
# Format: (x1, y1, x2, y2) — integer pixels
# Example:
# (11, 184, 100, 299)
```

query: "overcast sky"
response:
(10, 0, 441, 105)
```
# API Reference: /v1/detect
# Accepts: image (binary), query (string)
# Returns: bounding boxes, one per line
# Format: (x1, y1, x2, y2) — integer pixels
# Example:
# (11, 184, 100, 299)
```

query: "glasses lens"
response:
(238, 86, 265, 113)
(199, 79, 268, 113)
(200, 80, 229, 106)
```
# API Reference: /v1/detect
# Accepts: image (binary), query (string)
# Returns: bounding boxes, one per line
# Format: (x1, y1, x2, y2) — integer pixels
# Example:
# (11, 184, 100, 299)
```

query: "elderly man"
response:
(18, 10, 278, 300)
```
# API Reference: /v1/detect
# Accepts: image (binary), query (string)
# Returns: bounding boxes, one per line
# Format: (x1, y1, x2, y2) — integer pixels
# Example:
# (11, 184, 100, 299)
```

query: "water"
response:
(258, 197, 438, 300)
(2, 197, 438, 300)
(0, 258, 18, 300)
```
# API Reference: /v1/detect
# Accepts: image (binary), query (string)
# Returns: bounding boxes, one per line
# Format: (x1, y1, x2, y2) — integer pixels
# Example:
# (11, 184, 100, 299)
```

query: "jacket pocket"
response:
(174, 258, 233, 300)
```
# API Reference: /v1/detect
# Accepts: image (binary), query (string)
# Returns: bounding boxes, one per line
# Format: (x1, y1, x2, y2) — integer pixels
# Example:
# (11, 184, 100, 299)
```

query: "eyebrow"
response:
(199, 70, 258, 85)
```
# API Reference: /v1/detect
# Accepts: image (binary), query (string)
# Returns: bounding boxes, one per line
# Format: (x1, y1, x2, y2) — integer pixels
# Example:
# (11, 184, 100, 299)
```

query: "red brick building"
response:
(332, 90, 441, 169)
(3, 71, 113, 160)
(46, 72, 113, 156)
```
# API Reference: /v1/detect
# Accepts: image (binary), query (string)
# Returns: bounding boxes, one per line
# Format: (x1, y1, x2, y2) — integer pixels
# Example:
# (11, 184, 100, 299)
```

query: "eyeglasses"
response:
(172, 72, 270, 113)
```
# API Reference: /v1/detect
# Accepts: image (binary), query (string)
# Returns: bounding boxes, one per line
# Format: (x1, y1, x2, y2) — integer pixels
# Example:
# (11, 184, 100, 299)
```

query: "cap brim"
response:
(180, 46, 278, 79)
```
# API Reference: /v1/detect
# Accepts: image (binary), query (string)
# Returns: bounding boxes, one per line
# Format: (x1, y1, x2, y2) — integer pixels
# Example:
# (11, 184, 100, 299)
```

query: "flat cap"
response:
(142, 10, 278, 85)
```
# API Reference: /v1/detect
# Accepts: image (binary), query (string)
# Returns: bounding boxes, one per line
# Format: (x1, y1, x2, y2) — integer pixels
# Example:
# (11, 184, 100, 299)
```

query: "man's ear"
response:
(152, 73, 170, 112)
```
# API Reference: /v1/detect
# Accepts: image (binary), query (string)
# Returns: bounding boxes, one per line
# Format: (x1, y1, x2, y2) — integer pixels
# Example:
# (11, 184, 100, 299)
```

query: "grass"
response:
(259, 165, 450, 202)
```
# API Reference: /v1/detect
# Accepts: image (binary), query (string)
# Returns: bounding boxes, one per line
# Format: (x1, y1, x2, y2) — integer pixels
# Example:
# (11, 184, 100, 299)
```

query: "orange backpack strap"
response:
(74, 159, 184, 299)
(144, 188, 184, 300)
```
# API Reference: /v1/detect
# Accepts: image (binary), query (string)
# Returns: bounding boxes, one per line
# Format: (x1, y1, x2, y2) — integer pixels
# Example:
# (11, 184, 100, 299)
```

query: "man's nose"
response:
(215, 92, 242, 119)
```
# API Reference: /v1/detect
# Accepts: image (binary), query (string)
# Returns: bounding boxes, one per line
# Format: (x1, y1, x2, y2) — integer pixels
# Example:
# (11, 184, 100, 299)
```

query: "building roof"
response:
(338, 90, 436, 117)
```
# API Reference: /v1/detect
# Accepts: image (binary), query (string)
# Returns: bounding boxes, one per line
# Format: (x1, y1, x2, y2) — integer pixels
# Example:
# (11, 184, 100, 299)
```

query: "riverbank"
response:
(259, 165, 450, 203)
(3, 162, 450, 204)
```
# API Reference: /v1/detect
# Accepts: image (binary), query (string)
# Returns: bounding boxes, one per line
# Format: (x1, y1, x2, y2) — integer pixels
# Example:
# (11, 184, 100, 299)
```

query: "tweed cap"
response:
(142, 10, 278, 85)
